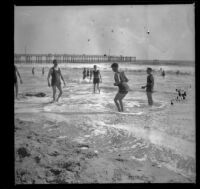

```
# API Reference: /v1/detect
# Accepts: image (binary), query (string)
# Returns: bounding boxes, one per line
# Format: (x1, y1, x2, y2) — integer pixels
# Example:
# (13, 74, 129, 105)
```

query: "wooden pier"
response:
(14, 54, 136, 64)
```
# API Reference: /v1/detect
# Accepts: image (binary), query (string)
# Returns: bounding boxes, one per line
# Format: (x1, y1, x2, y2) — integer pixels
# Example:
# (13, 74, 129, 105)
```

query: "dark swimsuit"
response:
(87, 70, 90, 77)
(115, 72, 129, 94)
(93, 70, 100, 84)
(146, 74, 154, 92)
(51, 67, 61, 86)
(118, 84, 128, 94)
(14, 65, 17, 84)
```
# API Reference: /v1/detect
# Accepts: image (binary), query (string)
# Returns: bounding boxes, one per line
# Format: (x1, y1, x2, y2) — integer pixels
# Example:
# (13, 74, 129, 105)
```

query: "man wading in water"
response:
(47, 59, 66, 103)
(14, 64, 23, 100)
(111, 63, 129, 112)
(141, 67, 154, 106)
(92, 65, 102, 93)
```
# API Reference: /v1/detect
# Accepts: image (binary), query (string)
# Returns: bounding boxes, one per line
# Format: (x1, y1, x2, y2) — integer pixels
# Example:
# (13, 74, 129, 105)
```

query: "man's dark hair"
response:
(53, 59, 57, 64)
(111, 62, 118, 68)
(147, 67, 152, 71)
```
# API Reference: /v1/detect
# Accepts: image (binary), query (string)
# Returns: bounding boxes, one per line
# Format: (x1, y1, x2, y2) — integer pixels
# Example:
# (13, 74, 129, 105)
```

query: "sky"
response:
(14, 5, 195, 61)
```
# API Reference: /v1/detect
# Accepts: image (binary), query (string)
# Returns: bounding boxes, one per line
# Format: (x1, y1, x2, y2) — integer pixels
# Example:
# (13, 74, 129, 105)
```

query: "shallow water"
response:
(14, 63, 195, 182)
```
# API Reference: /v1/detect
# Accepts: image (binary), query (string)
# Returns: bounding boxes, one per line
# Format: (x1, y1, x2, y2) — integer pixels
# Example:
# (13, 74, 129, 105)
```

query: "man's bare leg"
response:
(14, 84, 16, 99)
(93, 84, 96, 93)
(52, 86, 56, 102)
(114, 93, 121, 112)
(97, 83, 100, 93)
(56, 84, 63, 102)
(118, 93, 127, 112)
(15, 83, 19, 100)
(147, 92, 153, 106)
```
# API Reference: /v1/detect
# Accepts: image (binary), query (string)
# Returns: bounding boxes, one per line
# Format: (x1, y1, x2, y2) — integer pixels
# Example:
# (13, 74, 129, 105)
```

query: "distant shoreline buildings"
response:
(14, 53, 136, 64)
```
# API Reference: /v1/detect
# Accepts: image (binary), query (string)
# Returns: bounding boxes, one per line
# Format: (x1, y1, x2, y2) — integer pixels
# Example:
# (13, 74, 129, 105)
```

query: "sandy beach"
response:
(15, 63, 195, 183)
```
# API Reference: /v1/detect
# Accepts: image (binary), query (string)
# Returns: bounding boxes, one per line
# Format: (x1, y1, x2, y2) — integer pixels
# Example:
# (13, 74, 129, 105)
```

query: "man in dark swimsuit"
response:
(14, 65, 23, 100)
(162, 70, 165, 77)
(111, 63, 129, 112)
(141, 67, 154, 105)
(47, 59, 66, 102)
(87, 68, 90, 78)
(92, 65, 102, 93)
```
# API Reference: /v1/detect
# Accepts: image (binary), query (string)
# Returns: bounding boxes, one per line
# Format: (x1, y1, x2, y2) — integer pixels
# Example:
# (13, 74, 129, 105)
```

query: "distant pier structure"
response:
(14, 54, 136, 64)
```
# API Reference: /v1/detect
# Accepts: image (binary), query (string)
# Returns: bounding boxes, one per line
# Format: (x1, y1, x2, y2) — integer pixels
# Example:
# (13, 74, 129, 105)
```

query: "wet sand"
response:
(15, 118, 192, 183)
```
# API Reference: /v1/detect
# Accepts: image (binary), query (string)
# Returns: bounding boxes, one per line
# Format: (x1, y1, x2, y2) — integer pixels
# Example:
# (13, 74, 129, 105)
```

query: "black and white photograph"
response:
(14, 4, 195, 183)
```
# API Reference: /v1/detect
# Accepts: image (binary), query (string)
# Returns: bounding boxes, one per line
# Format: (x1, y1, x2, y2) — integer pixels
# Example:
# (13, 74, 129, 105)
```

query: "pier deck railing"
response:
(14, 54, 136, 64)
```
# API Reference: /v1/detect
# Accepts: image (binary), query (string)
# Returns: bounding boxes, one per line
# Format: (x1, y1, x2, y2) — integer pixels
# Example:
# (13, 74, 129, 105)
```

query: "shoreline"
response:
(15, 63, 194, 76)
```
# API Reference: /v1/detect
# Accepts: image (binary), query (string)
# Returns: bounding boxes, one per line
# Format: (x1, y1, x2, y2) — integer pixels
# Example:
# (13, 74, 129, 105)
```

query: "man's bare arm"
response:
(47, 68, 52, 87)
(60, 71, 66, 85)
(16, 67, 23, 83)
(99, 72, 102, 82)
(114, 73, 120, 86)
(123, 72, 129, 82)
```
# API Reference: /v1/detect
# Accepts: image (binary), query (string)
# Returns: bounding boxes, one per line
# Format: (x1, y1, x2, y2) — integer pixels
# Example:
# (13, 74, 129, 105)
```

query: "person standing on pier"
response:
(141, 67, 154, 106)
(92, 65, 102, 93)
(14, 64, 23, 100)
(47, 59, 66, 102)
(111, 63, 129, 112)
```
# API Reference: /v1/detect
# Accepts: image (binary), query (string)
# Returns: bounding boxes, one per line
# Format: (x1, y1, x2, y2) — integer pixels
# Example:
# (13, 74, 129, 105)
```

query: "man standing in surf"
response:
(92, 65, 102, 93)
(141, 67, 154, 106)
(14, 64, 23, 100)
(111, 63, 129, 112)
(47, 59, 66, 103)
